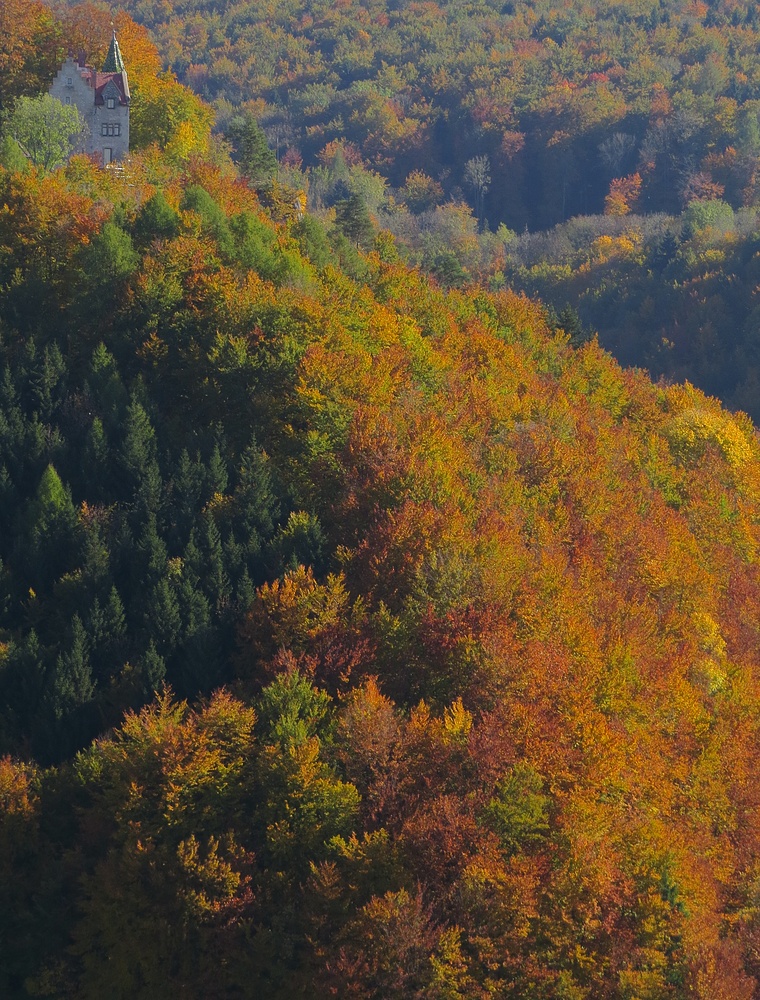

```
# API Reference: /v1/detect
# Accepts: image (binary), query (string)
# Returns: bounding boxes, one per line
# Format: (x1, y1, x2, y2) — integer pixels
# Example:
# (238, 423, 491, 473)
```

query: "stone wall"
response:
(49, 58, 129, 164)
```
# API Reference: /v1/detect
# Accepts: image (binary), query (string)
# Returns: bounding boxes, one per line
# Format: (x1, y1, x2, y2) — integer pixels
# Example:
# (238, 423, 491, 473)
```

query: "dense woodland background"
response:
(31, 0, 760, 418)
(4, 1, 760, 998)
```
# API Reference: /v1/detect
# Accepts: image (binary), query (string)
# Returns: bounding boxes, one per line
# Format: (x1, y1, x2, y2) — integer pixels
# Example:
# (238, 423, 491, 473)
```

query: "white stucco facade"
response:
(49, 37, 129, 165)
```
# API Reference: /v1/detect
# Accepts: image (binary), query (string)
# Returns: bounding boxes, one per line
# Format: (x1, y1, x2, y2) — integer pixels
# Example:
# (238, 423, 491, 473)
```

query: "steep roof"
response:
(102, 31, 125, 74)
(76, 66, 130, 105)
(68, 32, 130, 105)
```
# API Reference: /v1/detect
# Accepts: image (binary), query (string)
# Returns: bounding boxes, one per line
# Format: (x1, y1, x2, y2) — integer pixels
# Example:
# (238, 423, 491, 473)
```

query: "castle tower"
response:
(49, 31, 130, 165)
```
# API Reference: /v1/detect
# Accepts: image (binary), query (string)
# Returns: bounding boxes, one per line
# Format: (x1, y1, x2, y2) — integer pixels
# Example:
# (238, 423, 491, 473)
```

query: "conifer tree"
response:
(225, 112, 277, 186)
(235, 567, 255, 612)
(204, 515, 231, 610)
(234, 437, 280, 549)
(176, 573, 222, 692)
(48, 615, 93, 722)
(135, 513, 168, 585)
(182, 529, 204, 585)
(0, 630, 43, 748)
(0, 465, 17, 540)
(23, 464, 80, 589)
(556, 304, 590, 347)
(335, 192, 375, 250)
(137, 640, 166, 694)
(206, 442, 229, 497)
(82, 417, 110, 498)
(79, 516, 110, 590)
(142, 577, 181, 658)
(119, 394, 162, 512)
(30, 343, 66, 424)
(171, 448, 205, 544)
(88, 344, 127, 424)
(88, 587, 127, 680)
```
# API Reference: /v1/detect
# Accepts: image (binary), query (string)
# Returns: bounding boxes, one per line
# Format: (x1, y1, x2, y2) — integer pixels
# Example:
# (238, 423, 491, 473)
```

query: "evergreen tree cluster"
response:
(0, 329, 286, 762)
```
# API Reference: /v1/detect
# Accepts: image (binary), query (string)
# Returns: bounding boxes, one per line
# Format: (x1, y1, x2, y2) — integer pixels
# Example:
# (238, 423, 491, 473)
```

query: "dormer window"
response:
(107, 97, 116, 109)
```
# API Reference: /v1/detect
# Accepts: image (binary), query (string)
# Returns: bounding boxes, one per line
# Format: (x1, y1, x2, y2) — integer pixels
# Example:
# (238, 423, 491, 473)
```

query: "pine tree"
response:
(23, 464, 81, 589)
(182, 529, 204, 585)
(142, 577, 181, 658)
(30, 343, 66, 424)
(0, 368, 28, 478)
(119, 394, 162, 512)
(48, 615, 93, 720)
(135, 513, 168, 585)
(138, 641, 166, 695)
(171, 448, 205, 545)
(174, 564, 225, 694)
(225, 112, 277, 186)
(178, 573, 212, 640)
(0, 464, 17, 542)
(88, 587, 127, 681)
(335, 192, 375, 250)
(223, 532, 245, 582)
(80, 516, 110, 590)
(206, 441, 229, 496)
(556, 304, 591, 347)
(88, 344, 127, 424)
(82, 417, 111, 500)
(0, 630, 43, 744)
(204, 515, 231, 610)
(235, 567, 255, 612)
(234, 437, 280, 549)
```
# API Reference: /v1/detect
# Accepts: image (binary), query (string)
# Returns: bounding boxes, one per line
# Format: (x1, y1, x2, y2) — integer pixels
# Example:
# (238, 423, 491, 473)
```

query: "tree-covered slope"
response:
(2, 148, 760, 997)
(500, 204, 760, 419)
(88, 0, 760, 229)
(34, 0, 760, 426)
(6, 0, 752, 444)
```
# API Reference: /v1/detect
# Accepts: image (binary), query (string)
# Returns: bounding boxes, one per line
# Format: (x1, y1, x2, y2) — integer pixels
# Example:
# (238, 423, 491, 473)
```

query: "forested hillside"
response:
(42, 0, 760, 421)
(5, 2, 760, 998)
(3, 128, 760, 999)
(102, 0, 760, 229)
(501, 204, 760, 418)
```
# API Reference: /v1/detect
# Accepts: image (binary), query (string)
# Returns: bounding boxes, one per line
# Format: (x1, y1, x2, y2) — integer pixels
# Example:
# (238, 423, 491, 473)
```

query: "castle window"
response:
(107, 97, 116, 109)
(101, 123, 121, 137)
(66, 77, 73, 87)
(65, 96, 71, 105)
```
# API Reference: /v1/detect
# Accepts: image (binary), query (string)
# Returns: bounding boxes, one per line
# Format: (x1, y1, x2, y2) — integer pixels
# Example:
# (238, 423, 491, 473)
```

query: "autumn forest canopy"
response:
(12, 0, 759, 418)
(5, 0, 760, 998)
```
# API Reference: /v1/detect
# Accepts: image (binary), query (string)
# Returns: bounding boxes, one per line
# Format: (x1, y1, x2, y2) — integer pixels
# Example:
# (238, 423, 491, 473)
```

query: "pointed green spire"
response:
(102, 31, 125, 73)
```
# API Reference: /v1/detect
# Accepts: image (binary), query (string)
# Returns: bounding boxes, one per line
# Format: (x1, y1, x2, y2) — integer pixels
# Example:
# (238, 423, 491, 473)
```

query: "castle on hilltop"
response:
(49, 32, 130, 165)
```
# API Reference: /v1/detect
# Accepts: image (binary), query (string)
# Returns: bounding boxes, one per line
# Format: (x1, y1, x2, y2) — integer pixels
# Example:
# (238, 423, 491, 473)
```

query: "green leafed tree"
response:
(5, 94, 88, 171)
(24, 465, 81, 589)
(225, 112, 277, 187)
(334, 191, 375, 250)
(133, 191, 181, 246)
